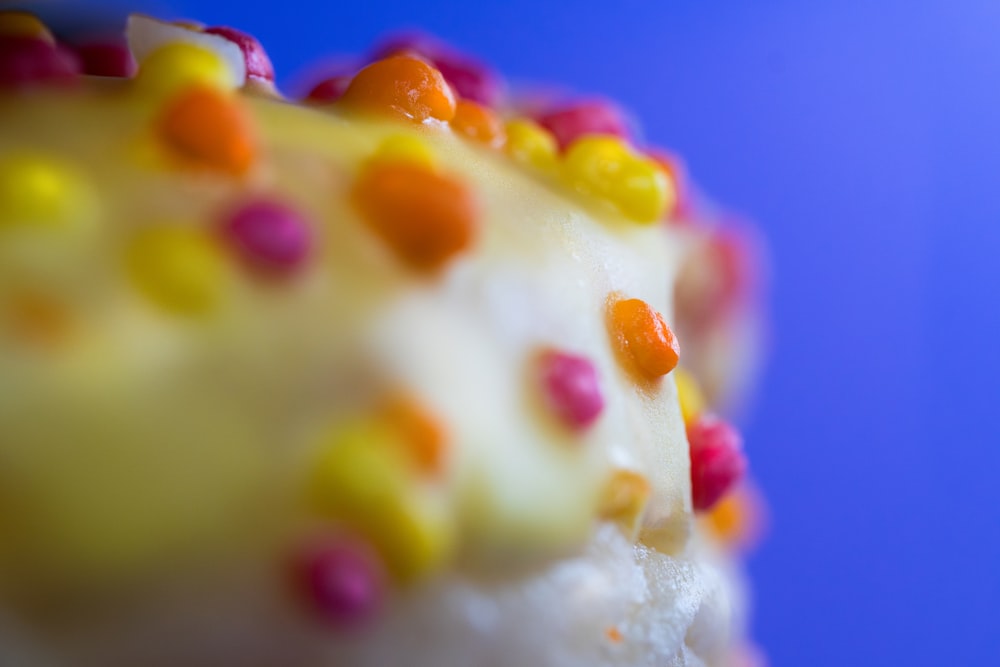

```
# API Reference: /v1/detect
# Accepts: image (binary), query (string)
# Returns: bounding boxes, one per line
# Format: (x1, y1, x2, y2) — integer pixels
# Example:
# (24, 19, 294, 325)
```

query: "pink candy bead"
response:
(0, 36, 80, 88)
(74, 40, 136, 77)
(221, 199, 311, 276)
(296, 536, 386, 629)
(688, 415, 747, 511)
(305, 75, 351, 103)
(535, 100, 631, 152)
(538, 350, 604, 431)
(204, 25, 274, 82)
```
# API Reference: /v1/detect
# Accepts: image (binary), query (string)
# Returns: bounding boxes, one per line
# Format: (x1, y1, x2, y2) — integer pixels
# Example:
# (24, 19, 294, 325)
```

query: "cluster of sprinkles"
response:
(0, 8, 761, 633)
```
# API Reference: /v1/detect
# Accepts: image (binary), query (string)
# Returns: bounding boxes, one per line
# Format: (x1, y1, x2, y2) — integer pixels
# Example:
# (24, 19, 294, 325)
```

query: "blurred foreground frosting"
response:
(0, 10, 767, 667)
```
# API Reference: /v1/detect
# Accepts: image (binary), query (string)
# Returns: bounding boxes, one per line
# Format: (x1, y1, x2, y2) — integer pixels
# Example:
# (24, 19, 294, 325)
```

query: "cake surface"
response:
(0, 11, 764, 667)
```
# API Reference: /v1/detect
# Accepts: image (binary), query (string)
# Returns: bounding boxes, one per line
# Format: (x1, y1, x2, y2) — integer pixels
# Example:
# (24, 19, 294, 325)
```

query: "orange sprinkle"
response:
(6, 291, 71, 344)
(156, 85, 256, 175)
(607, 297, 680, 379)
(703, 483, 764, 551)
(450, 100, 505, 149)
(605, 626, 624, 644)
(352, 162, 477, 272)
(339, 54, 457, 123)
(598, 469, 651, 533)
(381, 395, 448, 477)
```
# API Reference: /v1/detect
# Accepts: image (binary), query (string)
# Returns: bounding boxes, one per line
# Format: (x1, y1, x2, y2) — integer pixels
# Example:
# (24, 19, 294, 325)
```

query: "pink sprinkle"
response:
(204, 26, 274, 82)
(74, 40, 136, 77)
(538, 350, 604, 431)
(688, 415, 746, 511)
(0, 36, 80, 88)
(675, 229, 755, 329)
(535, 100, 631, 152)
(305, 75, 351, 103)
(295, 536, 386, 629)
(221, 199, 311, 276)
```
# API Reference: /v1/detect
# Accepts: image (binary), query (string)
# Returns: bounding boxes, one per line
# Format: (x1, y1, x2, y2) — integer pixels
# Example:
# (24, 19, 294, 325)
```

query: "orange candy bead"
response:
(352, 161, 477, 272)
(156, 85, 256, 175)
(450, 100, 505, 149)
(608, 297, 680, 378)
(381, 396, 448, 477)
(339, 55, 457, 123)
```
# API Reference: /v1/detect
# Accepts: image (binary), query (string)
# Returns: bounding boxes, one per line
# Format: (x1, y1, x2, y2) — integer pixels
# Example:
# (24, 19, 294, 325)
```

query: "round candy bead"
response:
(607, 297, 680, 379)
(126, 225, 227, 315)
(74, 40, 136, 77)
(381, 395, 447, 477)
(674, 229, 753, 329)
(688, 415, 746, 512)
(673, 368, 705, 426)
(305, 75, 351, 103)
(351, 161, 477, 273)
(0, 11, 53, 43)
(0, 36, 79, 89)
(0, 153, 95, 230)
(339, 54, 456, 123)
(156, 85, 256, 176)
(220, 199, 311, 276)
(598, 469, 651, 535)
(450, 100, 505, 149)
(504, 119, 558, 171)
(136, 42, 235, 97)
(203, 25, 274, 83)
(371, 134, 436, 169)
(295, 535, 386, 629)
(535, 100, 631, 152)
(606, 156, 671, 223)
(537, 350, 604, 431)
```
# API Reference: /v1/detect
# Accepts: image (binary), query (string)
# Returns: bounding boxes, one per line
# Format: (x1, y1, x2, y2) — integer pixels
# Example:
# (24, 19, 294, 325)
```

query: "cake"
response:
(0, 10, 766, 667)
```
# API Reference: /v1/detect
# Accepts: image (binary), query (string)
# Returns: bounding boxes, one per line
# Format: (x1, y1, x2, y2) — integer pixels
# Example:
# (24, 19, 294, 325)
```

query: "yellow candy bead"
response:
(674, 368, 706, 426)
(0, 11, 54, 43)
(126, 225, 226, 315)
(0, 153, 97, 231)
(310, 421, 453, 581)
(563, 136, 668, 223)
(371, 134, 435, 169)
(607, 156, 670, 223)
(136, 42, 235, 98)
(504, 118, 557, 171)
(597, 469, 651, 537)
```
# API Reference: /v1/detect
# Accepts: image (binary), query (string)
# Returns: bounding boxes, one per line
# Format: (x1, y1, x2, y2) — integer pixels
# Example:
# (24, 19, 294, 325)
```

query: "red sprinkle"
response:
(74, 40, 136, 77)
(538, 350, 604, 431)
(305, 75, 351, 103)
(204, 25, 274, 82)
(295, 535, 386, 629)
(535, 100, 631, 152)
(688, 415, 747, 511)
(221, 198, 311, 276)
(372, 32, 501, 107)
(675, 229, 754, 329)
(0, 36, 79, 88)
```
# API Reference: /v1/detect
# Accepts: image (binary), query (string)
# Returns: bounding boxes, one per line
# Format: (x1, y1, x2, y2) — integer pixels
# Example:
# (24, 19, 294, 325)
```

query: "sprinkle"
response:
(646, 148, 687, 220)
(339, 54, 457, 123)
(535, 100, 630, 152)
(0, 36, 79, 88)
(597, 469, 651, 535)
(380, 395, 448, 477)
(563, 136, 669, 223)
(371, 33, 501, 106)
(370, 134, 436, 169)
(605, 626, 624, 644)
(504, 119, 558, 171)
(0, 153, 95, 230)
(607, 297, 680, 379)
(537, 349, 604, 431)
(702, 482, 763, 551)
(136, 42, 236, 97)
(74, 40, 136, 77)
(294, 534, 386, 629)
(126, 225, 227, 315)
(203, 26, 274, 83)
(352, 161, 477, 273)
(451, 100, 505, 149)
(6, 291, 72, 345)
(675, 230, 754, 328)
(0, 11, 53, 43)
(156, 85, 257, 175)
(305, 75, 351, 103)
(688, 415, 746, 512)
(674, 368, 705, 426)
(310, 421, 453, 581)
(220, 198, 311, 277)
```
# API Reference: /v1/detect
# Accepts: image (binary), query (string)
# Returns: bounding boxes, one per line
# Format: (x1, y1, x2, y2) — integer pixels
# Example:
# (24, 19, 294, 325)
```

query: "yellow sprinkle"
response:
(136, 43, 235, 98)
(371, 134, 436, 168)
(597, 469, 651, 537)
(0, 11, 54, 43)
(562, 136, 668, 223)
(126, 225, 226, 315)
(0, 153, 97, 231)
(674, 368, 706, 426)
(310, 421, 453, 582)
(504, 118, 558, 171)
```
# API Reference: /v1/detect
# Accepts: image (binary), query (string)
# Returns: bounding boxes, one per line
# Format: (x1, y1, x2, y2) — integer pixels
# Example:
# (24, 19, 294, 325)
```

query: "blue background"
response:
(62, 0, 1000, 664)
